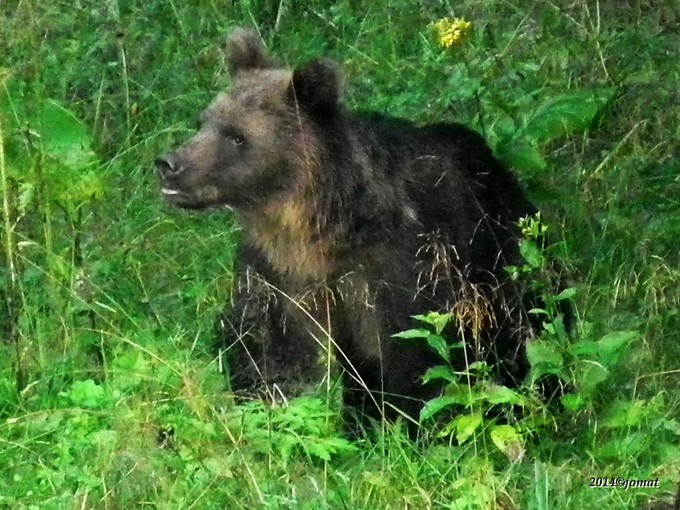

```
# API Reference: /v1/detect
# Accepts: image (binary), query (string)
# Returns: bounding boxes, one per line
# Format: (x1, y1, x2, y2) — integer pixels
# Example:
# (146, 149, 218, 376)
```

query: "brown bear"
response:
(156, 28, 542, 432)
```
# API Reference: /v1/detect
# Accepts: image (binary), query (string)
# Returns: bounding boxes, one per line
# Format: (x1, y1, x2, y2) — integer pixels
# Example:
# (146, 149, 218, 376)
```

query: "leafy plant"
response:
(1, 81, 104, 216)
(1, 79, 107, 397)
(506, 213, 574, 337)
(494, 88, 616, 175)
(510, 215, 639, 414)
(230, 397, 358, 464)
(394, 313, 529, 461)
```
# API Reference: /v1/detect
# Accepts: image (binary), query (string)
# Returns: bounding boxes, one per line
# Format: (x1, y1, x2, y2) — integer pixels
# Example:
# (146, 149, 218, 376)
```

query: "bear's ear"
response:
(226, 28, 272, 75)
(289, 59, 342, 117)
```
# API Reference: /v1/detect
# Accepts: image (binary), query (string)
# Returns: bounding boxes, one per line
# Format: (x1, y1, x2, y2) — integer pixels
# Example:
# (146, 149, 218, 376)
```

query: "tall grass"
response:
(0, 1, 678, 508)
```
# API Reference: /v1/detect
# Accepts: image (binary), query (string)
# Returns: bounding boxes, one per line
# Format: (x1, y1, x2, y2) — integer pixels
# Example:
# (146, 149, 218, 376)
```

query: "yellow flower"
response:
(431, 17, 472, 49)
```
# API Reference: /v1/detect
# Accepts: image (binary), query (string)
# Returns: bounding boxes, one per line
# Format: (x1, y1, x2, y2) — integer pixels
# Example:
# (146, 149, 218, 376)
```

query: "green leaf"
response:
(521, 88, 615, 145)
(531, 462, 550, 510)
(519, 239, 545, 269)
(422, 365, 458, 384)
(596, 432, 649, 460)
(661, 418, 680, 436)
(495, 137, 548, 174)
(574, 362, 609, 396)
(526, 340, 563, 370)
(112, 351, 152, 390)
(467, 361, 491, 376)
(426, 333, 451, 363)
(431, 312, 452, 335)
(453, 413, 483, 444)
(569, 330, 636, 368)
(38, 100, 96, 169)
(595, 330, 637, 366)
(481, 384, 523, 406)
(17, 181, 36, 214)
(393, 327, 451, 363)
(555, 287, 576, 301)
(560, 393, 586, 412)
(547, 314, 569, 340)
(62, 379, 108, 409)
(411, 312, 451, 335)
(2, 91, 104, 208)
(419, 395, 459, 422)
(392, 328, 431, 340)
(277, 435, 298, 463)
(489, 110, 516, 141)
(568, 339, 599, 358)
(490, 424, 525, 461)
(602, 400, 648, 429)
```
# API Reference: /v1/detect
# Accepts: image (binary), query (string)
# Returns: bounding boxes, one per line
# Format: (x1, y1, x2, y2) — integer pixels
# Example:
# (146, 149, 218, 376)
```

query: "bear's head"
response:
(156, 28, 342, 211)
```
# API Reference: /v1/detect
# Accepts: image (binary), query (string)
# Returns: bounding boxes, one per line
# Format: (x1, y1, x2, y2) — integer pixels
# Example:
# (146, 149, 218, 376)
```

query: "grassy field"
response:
(1, 0, 679, 508)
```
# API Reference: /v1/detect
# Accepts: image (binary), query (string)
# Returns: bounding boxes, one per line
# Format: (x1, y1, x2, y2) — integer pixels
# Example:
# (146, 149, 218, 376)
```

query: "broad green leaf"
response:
(568, 339, 599, 358)
(453, 413, 483, 444)
(419, 395, 459, 422)
(526, 340, 563, 369)
(490, 424, 525, 461)
(426, 333, 450, 363)
(392, 328, 431, 340)
(602, 400, 648, 428)
(38, 100, 96, 169)
(519, 239, 545, 268)
(394, 327, 450, 362)
(521, 88, 615, 145)
(422, 365, 458, 384)
(595, 330, 638, 366)
(111, 350, 151, 390)
(560, 392, 586, 412)
(61, 379, 108, 409)
(542, 314, 570, 340)
(1, 88, 103, 208)
(495, 137, 547, 174)
(574, 362, 609, 395)
(481, 384, 523, 406)
(555, 287, 576, 301)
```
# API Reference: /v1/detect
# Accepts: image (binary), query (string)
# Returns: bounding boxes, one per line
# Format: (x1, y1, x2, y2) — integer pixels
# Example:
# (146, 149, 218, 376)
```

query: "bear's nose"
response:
(155, 155, 182, 177)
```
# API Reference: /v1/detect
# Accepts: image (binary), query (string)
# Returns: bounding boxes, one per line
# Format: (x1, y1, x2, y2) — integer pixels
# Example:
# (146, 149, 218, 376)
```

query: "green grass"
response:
(1, 0, 679, 508)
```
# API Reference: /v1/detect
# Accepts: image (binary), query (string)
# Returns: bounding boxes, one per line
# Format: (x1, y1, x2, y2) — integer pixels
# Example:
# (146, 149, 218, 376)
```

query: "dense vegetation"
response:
(1, 1, 678, 508)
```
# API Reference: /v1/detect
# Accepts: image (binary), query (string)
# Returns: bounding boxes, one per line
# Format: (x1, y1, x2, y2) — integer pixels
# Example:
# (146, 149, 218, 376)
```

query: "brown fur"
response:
(156, 28, 558, 434)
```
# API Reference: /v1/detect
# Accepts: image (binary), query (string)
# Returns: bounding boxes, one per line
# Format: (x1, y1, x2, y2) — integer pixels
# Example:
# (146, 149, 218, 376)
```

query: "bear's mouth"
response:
(160, 187, 233, 212)
(160, 187, 206, 209)
(161, 187, 182, 196)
